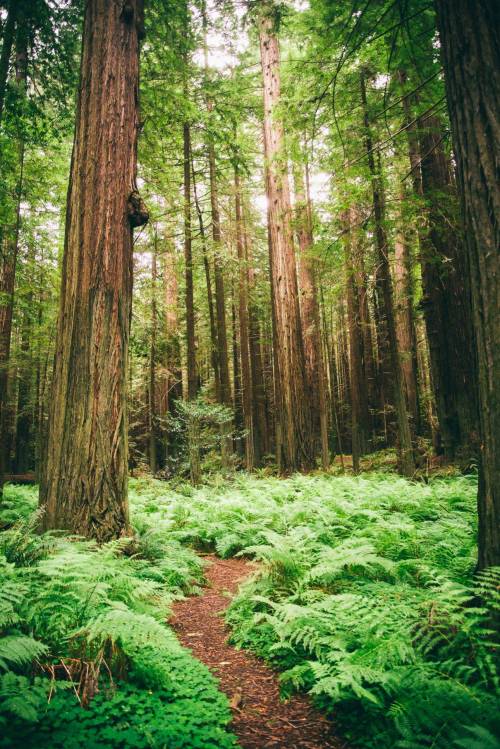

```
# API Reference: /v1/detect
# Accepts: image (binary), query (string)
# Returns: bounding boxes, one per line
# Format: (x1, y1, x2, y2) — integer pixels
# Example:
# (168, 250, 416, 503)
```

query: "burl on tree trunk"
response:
(39, 0, 147, 542)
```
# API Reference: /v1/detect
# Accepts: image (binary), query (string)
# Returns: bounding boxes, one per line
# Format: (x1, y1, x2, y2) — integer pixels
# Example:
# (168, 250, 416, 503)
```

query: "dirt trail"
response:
(169, 555, 347, 749)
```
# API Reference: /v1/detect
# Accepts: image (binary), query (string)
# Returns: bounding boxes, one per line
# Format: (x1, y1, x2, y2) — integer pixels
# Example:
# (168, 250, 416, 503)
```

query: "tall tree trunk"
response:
(191, 160, 219, 397)
(0, 0, 17, 125)
(393, 196, 420, 432)
(39, 0, 147, 540)
(183, 118, 197, 401)
(293, 157, 329, 469)
(148, 239, 158, 474)
(343, 207, 371, 471)
(435, 0, 499, 568)
(258, 9, 313, 472)
(360, 69, 415, 475)
(235, 166, 254, 469)
(0, 22, 27, 495)
(418, 115, 478, 460)
(162, 243, 182, 464)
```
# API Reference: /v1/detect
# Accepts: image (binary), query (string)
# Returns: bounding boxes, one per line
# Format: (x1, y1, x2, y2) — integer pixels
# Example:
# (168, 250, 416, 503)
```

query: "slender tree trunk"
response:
(148, 240, 158, 474)
(162, 244, 182, 464)
(183, 118, 197, 401)
(435, 0, 499, 568)
(191, 160, 219, 396)
(258, 10, 313, 472)
(39, 0, 147, 540)
(360, 69, 415, 475)
(235, 167, 254, 469)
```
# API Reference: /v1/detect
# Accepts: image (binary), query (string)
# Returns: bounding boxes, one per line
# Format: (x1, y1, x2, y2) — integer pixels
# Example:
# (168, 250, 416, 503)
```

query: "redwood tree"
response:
(258, 4, 313, 472)
(39, 0, 147, 540)
(435, 0, 499, 568)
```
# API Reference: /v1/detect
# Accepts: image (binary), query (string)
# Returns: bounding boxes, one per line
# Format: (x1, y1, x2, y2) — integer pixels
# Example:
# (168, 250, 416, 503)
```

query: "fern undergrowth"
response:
(0, 471, 498, 748)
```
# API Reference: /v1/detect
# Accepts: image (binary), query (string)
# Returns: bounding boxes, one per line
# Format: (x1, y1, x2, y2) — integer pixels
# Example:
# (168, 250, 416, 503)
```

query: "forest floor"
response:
(170, 555, 347, 749)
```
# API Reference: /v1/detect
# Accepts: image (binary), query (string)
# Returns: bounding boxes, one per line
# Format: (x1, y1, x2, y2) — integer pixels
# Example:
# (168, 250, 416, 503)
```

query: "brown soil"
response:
(169, 555, 348, 749)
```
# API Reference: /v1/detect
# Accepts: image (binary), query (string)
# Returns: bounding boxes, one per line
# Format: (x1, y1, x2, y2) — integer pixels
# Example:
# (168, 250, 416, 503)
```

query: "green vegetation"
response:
(1, 472, 498, 748)
(0, 484, 236, 749)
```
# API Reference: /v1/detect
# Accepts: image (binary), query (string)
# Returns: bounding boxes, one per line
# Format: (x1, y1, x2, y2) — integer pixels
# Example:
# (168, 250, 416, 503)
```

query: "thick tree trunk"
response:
(343, 208, 371, 471)
(293, 159, 329, 469)
(360, 70, 415, 475)
(0, 26, 27, 496)
(393, 198, 420, 432)
(418, 115, 479, 460)
(39, 0, 146, 541)
(259, 11, 313, 472)
(435, 0, 499, 568)
(0, 0, 17, 125)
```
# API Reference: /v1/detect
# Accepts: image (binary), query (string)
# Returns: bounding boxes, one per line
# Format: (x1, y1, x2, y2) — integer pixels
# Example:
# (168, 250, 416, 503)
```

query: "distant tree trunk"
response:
(360, 69, 415, 475)
(0, 23, 27, 496)
(435, 0, 499, 568)
(235, 166, 254, 469)
(259, 10, 313, 472)
(393, 196, 420, 432)
(0, 0, 17, 125)
(208, 140, 230, 409)
(231, 294, 244, 449)
(14, 243, 35, 474)
(418, 115, 478, 460)
(191, 160, 219, 396)
(183, 118, 197, 401)
(162, 243, 182, 464)
(343, 208, 371, 471)
(148, 239, 158, 474)
(293, 157, 329, 469)
(39, 0, 147, 540)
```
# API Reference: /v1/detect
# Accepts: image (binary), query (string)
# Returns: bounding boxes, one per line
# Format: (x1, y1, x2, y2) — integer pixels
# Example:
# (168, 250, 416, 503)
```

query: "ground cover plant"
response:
(131, 471, 500, 749)
(1, 471, 498, 748)
(0, 484, 237, 749)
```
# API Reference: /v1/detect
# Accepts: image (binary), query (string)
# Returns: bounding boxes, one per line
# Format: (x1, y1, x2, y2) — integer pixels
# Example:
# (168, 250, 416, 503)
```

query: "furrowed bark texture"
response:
(259, 12, 313, 472)
(39, 0, 146, 540)
(435, 0, 499, 568)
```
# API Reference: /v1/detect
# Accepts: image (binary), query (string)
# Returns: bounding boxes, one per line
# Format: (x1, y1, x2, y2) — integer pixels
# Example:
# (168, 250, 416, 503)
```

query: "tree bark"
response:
(39, 0, 146, 541)
(0, 0, 17, 125)
(343, 208, 371, 471)
(393, 195, 420, 432)
(360, 69, 415, 475)
(183, 118, 197, 401)
(258, 9, 313, 472)
(191, 160, 220, 397)
(235, 166, 254, 469)
(293, 157, 329, 469)
(418, 115, 479, 460)
(435, 0, 499, 568)
(0, 22, 27, 496)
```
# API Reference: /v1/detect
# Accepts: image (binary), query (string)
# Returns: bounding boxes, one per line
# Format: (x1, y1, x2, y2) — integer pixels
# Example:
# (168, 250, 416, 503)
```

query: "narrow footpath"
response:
(169, 555, 347, 749)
